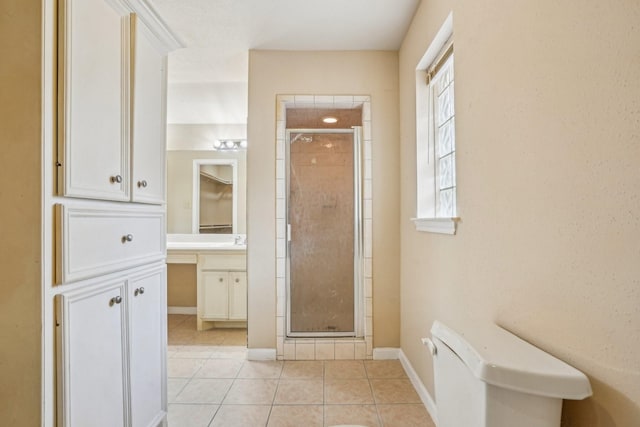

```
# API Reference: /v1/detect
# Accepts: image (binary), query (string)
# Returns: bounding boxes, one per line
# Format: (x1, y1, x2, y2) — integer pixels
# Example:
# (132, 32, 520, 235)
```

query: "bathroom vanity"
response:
(167, 234, 247, 330)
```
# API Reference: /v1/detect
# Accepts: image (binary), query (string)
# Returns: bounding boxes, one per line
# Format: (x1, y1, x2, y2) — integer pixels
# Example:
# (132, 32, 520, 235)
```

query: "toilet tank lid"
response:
(430, 321, 592, 400)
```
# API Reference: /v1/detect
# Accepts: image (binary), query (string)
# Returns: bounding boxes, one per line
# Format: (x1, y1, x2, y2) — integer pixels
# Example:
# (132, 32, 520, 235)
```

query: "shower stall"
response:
(286, 127, 363, 337)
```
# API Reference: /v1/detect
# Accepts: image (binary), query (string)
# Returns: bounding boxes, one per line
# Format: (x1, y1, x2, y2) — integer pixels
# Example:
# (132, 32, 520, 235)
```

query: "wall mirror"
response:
(192, 159, 237, 234)
(166, 144, 246, 235)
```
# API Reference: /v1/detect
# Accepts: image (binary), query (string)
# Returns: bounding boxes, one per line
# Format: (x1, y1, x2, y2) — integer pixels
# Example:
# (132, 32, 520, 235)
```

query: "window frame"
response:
(412, 13, 458, 235)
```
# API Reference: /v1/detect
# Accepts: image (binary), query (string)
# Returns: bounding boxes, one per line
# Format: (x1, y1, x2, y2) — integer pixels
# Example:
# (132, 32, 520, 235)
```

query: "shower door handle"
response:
(287, 224, 292, 242)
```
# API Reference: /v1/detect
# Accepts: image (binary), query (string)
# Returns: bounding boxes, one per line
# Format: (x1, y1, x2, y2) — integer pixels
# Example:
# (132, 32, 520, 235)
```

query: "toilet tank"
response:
(429, 321, 592, 427)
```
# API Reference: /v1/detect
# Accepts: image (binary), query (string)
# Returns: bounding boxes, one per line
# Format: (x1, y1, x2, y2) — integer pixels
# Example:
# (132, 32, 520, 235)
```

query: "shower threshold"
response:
(287, 332, 357, 339)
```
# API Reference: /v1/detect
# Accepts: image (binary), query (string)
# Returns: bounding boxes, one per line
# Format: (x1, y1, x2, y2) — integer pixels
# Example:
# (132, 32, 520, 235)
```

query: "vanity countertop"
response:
(166, 234, 246, 252)
(167, 241, 246, 251)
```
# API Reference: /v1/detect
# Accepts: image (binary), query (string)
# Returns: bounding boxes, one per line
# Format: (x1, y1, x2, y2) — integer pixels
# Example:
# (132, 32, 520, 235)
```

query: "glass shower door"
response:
(286, 129, 361, 336)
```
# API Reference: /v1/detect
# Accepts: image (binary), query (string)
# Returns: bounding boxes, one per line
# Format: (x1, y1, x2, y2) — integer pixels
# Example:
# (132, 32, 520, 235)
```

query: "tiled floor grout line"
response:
(208, 359, 241, 427)
(168, 318, 434, 426)
(264, 360, 284, 426)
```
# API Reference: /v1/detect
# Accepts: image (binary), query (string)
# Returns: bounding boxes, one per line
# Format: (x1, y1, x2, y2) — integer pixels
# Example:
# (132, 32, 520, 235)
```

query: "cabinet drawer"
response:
(55, 204, 165, 284)
(199, 253, 246, 271)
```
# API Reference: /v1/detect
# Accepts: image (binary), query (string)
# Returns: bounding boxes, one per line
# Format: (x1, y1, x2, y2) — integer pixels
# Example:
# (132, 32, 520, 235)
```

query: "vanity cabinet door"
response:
(128, 265, 166, 427)
(228, 272, 247, 320)
(201, 271, 229, 319)
(56, 281, 127, 427)
(131, 16, 166, 204)
(58, 0, 131, 201)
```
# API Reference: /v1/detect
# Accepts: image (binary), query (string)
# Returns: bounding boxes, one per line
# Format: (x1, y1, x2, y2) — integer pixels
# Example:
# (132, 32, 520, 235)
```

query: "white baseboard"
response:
(399, 349, 438, 425)
(247, 348, 277, 361)
(167, 306, 197, 315)
(373, 347, 400, 360)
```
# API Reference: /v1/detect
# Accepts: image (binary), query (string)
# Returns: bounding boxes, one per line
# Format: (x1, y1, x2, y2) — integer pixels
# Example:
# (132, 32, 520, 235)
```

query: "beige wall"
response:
(167, 148, 247, 234)
(167, 124, 246, 151)
(247, 50, 400, 349)
(399, 1, 640, 425)
(0, 0, 42, 425)
(167, 264, 197, 307)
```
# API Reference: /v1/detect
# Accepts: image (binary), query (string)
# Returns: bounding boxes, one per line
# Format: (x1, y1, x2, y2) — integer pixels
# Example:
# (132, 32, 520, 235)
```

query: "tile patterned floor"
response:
(167, 316, 435, 427)
(169, 314, 248, 346)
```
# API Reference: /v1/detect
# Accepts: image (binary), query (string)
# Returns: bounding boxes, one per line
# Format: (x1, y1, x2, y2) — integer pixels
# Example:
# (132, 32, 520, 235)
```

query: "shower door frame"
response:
(285, 127, 364, 338)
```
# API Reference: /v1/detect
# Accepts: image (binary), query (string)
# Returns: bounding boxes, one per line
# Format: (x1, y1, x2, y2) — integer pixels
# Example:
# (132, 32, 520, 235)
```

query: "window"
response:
(431, 53, 456, 218)
(414, 14, 458, 235)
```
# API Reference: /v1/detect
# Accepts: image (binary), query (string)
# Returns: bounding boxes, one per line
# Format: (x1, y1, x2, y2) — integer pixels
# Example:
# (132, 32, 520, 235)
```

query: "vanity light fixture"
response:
(322, 116, 338, 124)
(213, 139, 247, 151)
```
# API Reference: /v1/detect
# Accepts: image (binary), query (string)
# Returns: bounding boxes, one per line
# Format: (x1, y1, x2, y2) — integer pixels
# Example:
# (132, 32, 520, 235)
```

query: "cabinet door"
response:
(228, 271, 247, 320)
(201, 272, 229, 319)
(56, 281, 127, 427)
(131, 15, 166, 204)
(128, 265, 166, 427)
(58, 0, 131, 201)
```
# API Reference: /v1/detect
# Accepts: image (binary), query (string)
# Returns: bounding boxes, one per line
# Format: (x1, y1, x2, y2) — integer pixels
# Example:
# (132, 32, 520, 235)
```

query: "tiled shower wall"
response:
(275, 95, 373, 360)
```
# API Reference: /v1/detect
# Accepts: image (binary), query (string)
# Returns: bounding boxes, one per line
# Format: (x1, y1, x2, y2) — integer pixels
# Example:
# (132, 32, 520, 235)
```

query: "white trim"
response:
(247, 348, 277, 361)
(417, 12, 453, 70)
(192, 159, 238, 235)
(42, 0, 56, 422)
(373, 347, 400, 360)
(122, 0, 183, 52)
(412, 217, 457, 235)
(167, 306, 196, 315)
(399, 349, 439, 426)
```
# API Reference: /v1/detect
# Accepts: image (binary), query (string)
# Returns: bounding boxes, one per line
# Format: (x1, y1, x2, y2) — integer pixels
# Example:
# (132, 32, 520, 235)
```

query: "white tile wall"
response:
(275, 94, 374, 360)
(335, 342, 356, 360)
(315, 341, 335, 360)
(295, 342, 315, 360)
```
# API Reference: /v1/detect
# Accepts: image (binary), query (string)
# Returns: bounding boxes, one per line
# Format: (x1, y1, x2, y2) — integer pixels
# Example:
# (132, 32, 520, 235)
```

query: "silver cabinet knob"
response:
(139, 287, 145, 295)
(137, 180, 148, 188)
(122, 234, 133, 243)
(219, 277, 224, 282)
(134, 287, 145, 297)
(235, 278, 240, 283)
(110, 174, 123, 184)
(109, 295, 122, 306)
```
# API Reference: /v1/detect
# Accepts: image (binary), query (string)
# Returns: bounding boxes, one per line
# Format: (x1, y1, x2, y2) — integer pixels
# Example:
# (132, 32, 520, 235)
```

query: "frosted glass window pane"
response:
(439, 153, 455, 190)
(438, 188, 454, 217)
(437, 118, 455, 156)
(417, 49, 457, 221)
(436, 57, 453, 94)
(437, 85, 454, 126)
(438, 72, 448, 94)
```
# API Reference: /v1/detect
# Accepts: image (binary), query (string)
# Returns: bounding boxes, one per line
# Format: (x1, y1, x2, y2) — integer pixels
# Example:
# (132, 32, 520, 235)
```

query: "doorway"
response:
(286, 128, 364, 337)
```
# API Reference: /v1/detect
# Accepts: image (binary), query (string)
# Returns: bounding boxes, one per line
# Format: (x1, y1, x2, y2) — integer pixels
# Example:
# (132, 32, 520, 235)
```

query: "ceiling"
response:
(149, 0, 421, 125)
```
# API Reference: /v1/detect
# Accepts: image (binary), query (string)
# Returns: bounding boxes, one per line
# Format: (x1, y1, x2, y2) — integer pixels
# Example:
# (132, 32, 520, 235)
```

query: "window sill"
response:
(411, 217, 458, 235)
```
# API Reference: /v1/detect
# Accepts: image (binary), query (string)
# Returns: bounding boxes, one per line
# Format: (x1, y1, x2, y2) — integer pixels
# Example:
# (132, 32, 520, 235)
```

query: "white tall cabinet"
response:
(52, 0, 180, 426)
(131, 14, 167, 205)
